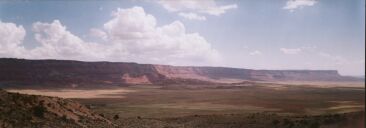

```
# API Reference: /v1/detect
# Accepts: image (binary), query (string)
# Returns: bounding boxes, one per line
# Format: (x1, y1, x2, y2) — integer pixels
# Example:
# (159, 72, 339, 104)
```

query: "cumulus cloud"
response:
(0, 21, 27, 58)
(178, 12, 206, 21)
(102, 6, 220, 65)
(89, 28, 108, 41)
(104, 7, 157, 40)
(249, 50, 262, 55)
(157, 0, 237, 20)
(283, 0, 317, 12)
(30, 20, 105, 60)
(280, 48, 302, 54)
(0, 6, 220, 66)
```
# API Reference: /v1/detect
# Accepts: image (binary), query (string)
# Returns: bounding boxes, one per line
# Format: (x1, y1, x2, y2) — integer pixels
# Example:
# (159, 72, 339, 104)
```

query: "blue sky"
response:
(0, 0, 364, 75)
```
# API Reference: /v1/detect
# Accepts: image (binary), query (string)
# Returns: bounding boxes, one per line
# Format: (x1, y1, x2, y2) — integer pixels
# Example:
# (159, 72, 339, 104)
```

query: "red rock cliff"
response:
(0, 58, 361, 87)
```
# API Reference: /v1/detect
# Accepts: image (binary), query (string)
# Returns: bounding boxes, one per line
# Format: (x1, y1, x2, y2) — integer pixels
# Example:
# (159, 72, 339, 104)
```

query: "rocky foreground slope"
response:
(1, 88, 364, 128)
(0, 58, 362, 88)
(0, 89, 111, 127)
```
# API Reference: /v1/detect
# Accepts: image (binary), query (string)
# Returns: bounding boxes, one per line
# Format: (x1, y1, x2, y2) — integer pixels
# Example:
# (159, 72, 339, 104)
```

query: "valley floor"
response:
(6, 81, 365, 128)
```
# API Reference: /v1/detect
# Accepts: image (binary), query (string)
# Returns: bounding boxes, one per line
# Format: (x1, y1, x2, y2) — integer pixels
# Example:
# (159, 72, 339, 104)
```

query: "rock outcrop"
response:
(0, 89, 111, 127)
(0, 58, 165, 88)
(0, 58, 362, 87)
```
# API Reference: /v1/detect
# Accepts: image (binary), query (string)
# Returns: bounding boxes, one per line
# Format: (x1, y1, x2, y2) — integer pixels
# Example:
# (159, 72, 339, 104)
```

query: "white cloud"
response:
(202, 4, 238, 16)
(89, 28, 108, 41)
(283, 0, 317, 11)
(157, 0, 237, 20)
(102, 6, 220, 65)
(104, 7, 157, 40)
(0, 6, 220, 66)
(280, 48, 302, 54)
(178, 12, 206, 21)
(30, 20, 105, 60)
(249, 50, 262, 55)
(0, 21, 27, 58)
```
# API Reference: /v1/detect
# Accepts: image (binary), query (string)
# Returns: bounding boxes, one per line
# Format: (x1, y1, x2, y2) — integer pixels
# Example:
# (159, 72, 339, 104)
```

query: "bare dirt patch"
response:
(6, 89, 136, 99)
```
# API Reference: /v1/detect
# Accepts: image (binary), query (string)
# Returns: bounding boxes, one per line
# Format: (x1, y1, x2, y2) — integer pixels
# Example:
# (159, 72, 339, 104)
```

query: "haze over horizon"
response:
(0, 0, 365, 76)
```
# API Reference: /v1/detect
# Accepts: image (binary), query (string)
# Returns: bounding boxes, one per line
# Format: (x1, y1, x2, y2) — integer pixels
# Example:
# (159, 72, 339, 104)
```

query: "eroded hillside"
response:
(0, 89, 111, 127)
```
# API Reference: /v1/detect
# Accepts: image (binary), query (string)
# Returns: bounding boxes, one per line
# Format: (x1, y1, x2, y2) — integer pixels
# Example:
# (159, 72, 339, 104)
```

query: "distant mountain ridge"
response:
(0, 58, 362, 88)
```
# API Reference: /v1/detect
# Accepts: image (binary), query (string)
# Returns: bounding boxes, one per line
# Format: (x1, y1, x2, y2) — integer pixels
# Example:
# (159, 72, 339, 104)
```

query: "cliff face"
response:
(248, 70, 344, 81)
(154, 65, 252, 83)
(0, 58, 165, 87)
(154, 65, 353, 82)
(0, 58, 361, 87)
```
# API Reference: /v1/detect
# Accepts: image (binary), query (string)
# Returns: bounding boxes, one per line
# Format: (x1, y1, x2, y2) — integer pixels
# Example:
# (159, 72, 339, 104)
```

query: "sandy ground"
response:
(6, 89, 136, 99)
(267, 81, 365, 88)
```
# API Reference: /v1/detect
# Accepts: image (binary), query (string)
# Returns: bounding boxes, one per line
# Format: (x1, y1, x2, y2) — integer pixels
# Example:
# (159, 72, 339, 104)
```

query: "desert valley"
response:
(0, 0, 364, 127)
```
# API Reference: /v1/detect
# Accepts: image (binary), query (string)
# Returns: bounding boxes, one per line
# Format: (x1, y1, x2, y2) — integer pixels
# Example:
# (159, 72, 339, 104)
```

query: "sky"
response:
(0, 0, 365, 76)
